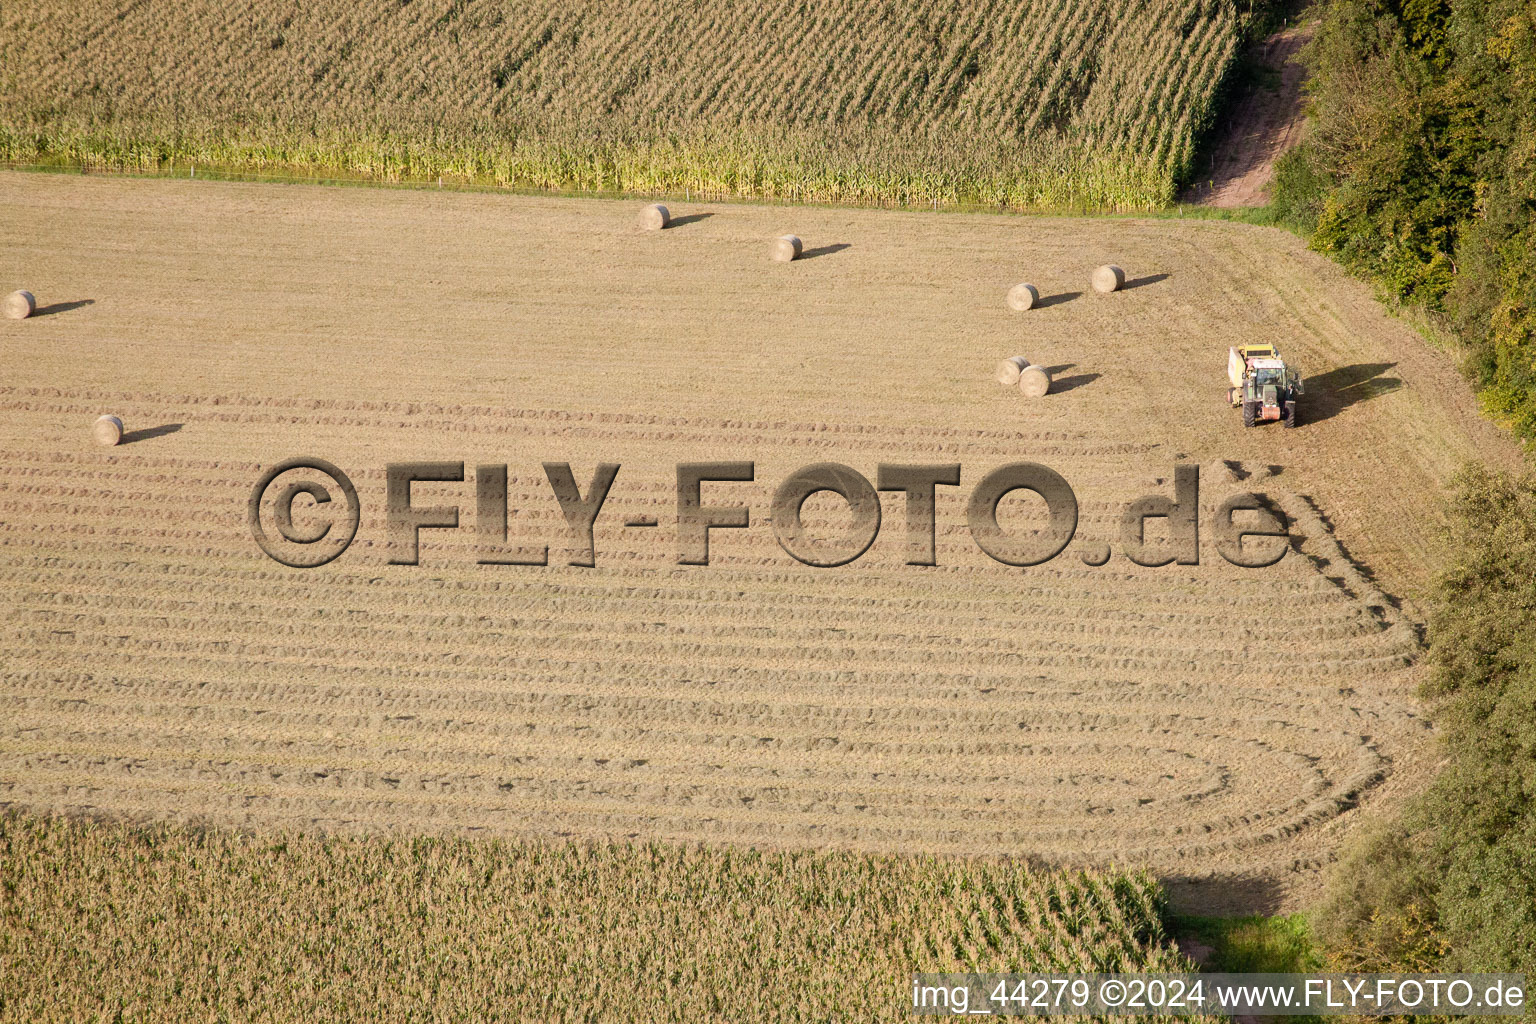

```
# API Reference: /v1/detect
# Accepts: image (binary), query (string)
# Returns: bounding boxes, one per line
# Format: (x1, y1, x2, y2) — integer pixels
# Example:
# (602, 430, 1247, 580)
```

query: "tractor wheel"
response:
(1284, 401, 1298, 429)
(1242, 401, 1257, 428)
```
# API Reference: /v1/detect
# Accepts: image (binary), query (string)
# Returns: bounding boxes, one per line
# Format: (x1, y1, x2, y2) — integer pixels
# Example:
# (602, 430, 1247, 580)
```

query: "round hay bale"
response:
(1006, 283, 1039, 311)
(1091, 264, 1126, 293)
(772, 235, 803, 262)
(638, 203, 670, 230)
(995, 355, 1030, 386)
(93, 414, 123, 447)
(1017, 364, 1051, 398)
(3, 289, 36, 320)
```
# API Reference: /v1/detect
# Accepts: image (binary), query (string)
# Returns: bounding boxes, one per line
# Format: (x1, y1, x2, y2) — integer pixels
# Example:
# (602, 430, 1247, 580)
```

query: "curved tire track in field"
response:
(2, 175, 1521, 909)
(1, 389, 1419, 877)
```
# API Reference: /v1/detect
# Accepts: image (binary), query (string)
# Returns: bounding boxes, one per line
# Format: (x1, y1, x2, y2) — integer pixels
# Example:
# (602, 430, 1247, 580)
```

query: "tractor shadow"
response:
(34, 298, 95, 317)
(667, 212, 714, 227)
(1305, 362, 1402, 423)
(799, 243, 851, 260)
(121, 423, 183, 444)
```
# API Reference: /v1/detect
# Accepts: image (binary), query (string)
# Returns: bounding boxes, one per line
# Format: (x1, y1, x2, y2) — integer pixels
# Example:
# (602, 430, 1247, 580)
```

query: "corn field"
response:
(0, 0, 1249, 210)
(0, 811, 1208, 1022)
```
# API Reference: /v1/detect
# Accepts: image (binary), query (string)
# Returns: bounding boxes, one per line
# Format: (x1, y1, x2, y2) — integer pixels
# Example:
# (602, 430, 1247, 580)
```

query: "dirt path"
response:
(1189, 18, 1316, 207)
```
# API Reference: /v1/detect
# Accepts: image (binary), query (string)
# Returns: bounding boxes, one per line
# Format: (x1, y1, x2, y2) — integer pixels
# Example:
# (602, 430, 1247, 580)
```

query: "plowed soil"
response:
(0, 174, 1518, 911)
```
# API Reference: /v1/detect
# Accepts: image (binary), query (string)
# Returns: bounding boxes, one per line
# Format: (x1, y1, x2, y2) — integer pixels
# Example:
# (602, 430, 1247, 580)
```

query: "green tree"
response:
(1418, 466, 1536, 970)
(1318, 467, 1536, 973)
(1277, 1, 1536, 438)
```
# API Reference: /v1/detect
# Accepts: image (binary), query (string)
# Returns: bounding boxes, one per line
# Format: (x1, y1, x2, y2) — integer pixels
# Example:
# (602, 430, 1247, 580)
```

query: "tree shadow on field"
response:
(1035, 290, 1080, 308)
(799, 243, 851, 260)
(668, 212, 714, 227)
(121, 423, 183, 444)
(1162, 871, 1288, 917)
(1123, 273, 1170, 290)
(1305, 362, 1402, 423)
(34, 298, 95, 317)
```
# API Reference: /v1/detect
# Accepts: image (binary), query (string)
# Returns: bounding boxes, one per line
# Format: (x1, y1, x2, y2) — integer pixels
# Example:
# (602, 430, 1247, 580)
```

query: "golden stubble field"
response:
(0, 173, 1517, 911)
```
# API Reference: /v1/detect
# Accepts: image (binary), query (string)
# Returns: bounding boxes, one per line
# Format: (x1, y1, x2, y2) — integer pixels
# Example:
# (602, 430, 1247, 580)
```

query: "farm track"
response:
(1191, 18, 1316, 208)
(0, 173, 1521, 911)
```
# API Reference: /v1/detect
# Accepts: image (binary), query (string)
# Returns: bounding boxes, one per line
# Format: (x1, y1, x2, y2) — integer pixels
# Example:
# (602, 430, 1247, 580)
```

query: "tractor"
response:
(1228, 344, 1303, 428)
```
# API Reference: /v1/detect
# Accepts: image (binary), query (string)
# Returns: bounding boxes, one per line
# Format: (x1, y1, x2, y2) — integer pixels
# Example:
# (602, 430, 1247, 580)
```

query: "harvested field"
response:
(0, 173, 1520, 911)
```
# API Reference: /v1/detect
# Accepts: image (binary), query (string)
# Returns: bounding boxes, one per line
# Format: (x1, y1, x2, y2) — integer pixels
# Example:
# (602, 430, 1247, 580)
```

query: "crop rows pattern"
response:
(0, 810, 1213, 1022)
(4, 176, 1500, 916)
(0, 0, 1244, 208)
(0, 382, 1421, 873)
